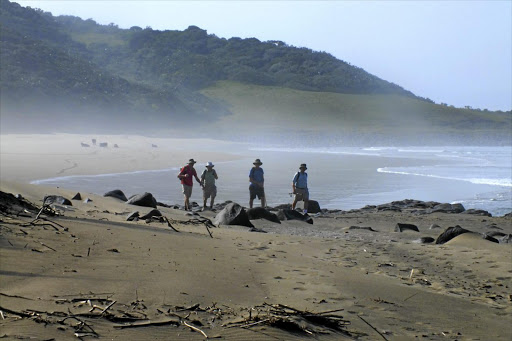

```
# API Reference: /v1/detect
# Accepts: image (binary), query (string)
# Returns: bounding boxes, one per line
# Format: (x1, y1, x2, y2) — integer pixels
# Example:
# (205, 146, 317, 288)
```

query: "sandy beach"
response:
(1, 134, 511, 340)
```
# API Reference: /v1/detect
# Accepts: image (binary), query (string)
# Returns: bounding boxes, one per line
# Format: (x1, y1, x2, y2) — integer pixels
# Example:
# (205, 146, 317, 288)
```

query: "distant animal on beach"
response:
(99, 142, 108, 147)
(246, 207, 281, 224)
(152, 144, 158, 148)
(80, 142, 90, 147)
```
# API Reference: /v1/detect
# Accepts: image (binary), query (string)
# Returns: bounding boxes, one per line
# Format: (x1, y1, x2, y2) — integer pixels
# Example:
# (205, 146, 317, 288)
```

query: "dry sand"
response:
(1, 134, 511, 340)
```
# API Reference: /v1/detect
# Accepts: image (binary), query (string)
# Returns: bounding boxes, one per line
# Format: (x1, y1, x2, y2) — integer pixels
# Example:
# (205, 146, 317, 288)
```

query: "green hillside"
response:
(0, 0, 510, 144)
(200, 81, 511, 145)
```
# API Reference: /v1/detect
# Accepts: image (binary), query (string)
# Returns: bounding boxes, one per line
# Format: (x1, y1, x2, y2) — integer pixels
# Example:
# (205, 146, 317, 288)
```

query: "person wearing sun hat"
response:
(177, 158, 202, 211)
(292, 163, 309, 213)
(249, 158, 266, 208)
(200, 161, 218, 210)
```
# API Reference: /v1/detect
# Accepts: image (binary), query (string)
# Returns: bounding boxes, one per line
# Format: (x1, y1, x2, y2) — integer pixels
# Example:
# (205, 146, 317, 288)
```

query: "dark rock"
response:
(246, 207, 281, 224)
(484, 231, 506, 238)
(429, 224, 441, 229)
(140, 209, 162, 220)
(104, 189, 128, 202)
(481, 234, 499, 243)
(395, 223, 419, 232)
(214, 203, 254, 228)
(157, 202, 172, 208)
(349, 226, 377, 232)
(415, 237, 435, 244)
(503, 212, 512, 218)
(296, 200, 321, 213)
(83, 198, 93, 203)
(249, 227, 267, 233)
(0, 191, 39, 215)
(430, 203, 465, 214)
(71, 192, 82, 200)
(498, 234, 512, 243)
(127, 211, 140, 221)
(126, 192, 157, 208)
(44, 195, 72, 206)
(276, 209, 313, 224)
(99, 142, 108, 147)
(114, 144, 119, 148)
(436, 225, 471, 244)
(461, 209, 492, 217)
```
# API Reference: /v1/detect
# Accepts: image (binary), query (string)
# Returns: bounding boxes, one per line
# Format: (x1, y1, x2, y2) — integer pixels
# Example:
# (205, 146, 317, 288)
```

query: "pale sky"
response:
(15, 0, 512, 111)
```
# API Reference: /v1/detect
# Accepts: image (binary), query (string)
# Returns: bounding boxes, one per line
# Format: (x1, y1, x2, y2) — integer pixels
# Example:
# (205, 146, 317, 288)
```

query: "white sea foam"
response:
(377, 167, 512, 187)
(30, 167, 178, 185)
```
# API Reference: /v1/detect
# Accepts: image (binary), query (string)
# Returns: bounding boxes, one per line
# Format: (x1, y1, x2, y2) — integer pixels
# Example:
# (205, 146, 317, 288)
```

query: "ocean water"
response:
(31, 145, 512, 217)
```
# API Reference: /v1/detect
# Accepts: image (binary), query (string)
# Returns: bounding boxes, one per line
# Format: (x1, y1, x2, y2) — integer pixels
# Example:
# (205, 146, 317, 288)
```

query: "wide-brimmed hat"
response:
(253, 158, 263, 165)
(299, 163, 307, 169)
(205, 161, 214, 167)
(188, 158, 197, 164)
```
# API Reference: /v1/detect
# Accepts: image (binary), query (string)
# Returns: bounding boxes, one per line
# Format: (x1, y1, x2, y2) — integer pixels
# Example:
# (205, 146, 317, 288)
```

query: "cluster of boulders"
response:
(340, 199, 493, 216)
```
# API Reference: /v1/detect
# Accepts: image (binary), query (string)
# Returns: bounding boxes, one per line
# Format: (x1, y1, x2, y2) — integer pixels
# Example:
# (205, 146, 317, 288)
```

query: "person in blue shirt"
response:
(292, 163, 309, 213)
(249, 158, 266, 208)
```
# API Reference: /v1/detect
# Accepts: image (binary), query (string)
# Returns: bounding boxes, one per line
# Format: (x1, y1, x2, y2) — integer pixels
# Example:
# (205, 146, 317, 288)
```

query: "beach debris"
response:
(357, 315, 389, 341)
(246, 207, 281, 224)
(224, 303, 351, 337)
(126, 192, 158, 208)
(71, 192, 82, 200)
(435, 225, 470, 244)
(276, 209, 313, 224)
(103, 189, 128, 202)
(214, 203, 254, 228)
(107, 248, 120, 253)
(394, 223, 419, 232)
(43, 195, 72, 206)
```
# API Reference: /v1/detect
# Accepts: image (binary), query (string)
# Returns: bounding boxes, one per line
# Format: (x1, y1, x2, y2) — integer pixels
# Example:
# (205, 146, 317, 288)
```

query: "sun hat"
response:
(299, 163, 307, 169)
(253, 158, 263, 165)
(206, 161, 214, 167)
(188, 158, 197, 164)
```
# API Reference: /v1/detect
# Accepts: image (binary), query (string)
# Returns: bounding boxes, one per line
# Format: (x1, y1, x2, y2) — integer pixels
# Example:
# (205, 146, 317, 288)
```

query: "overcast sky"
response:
(16, 0, 512, 111)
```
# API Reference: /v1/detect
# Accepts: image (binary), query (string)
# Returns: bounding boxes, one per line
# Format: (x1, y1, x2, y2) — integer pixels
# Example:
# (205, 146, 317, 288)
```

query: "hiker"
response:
(200, 161, 218, 210)
(292, 163, 309, 213)
(249, 158, 266, 208)
(177, 158, 202, 211)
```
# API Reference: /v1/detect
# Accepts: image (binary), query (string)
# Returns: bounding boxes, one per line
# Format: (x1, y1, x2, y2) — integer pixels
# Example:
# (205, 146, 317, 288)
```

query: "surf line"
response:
(377, 168, 512, 187)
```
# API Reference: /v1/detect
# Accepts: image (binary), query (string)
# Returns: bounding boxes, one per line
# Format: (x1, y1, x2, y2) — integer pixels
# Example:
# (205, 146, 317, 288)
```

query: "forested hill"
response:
(1, 0, 510, 144)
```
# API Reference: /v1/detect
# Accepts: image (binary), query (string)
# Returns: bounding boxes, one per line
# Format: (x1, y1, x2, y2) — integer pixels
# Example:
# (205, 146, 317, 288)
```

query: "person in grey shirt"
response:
(292, 163, 309, 213)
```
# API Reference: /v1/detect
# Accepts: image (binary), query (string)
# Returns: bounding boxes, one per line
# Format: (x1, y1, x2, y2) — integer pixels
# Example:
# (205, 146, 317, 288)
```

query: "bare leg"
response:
(304, 200, 309, 212)
(261, 196, 266, 208)
(184, 196, 190, 211)
(292, 197, 299, 210)
(210, 197, 215, 209)
(249, 198, 254, 208)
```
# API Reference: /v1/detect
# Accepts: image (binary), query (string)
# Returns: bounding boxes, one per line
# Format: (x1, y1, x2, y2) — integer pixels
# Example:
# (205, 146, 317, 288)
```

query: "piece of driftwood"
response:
(183, 320, 209, 338)
(165, 216, 214, 238)
(113, 318, 180, 329)
(358, 315, 388, 341)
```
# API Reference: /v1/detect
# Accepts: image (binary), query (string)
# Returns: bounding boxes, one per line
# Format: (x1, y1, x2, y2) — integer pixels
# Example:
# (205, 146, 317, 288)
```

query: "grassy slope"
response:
(201, 81, 511, 144)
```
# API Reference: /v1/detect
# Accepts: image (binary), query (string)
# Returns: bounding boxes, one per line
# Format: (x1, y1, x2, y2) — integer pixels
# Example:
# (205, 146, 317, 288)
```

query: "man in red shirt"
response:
(177, 159, 202, 211)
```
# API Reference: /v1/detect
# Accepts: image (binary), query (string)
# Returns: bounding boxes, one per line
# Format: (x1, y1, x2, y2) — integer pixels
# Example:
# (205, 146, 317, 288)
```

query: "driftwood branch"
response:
(358, 315, 388, 341)
(183, 320, 209, 338)
(114, 319, 180, 329)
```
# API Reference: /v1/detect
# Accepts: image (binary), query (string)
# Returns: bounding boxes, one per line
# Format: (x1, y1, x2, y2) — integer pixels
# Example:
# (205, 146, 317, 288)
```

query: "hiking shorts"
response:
(294, 188, 309, 201)
(182, 184, 193, 198)
(249, 185, 265, 200)
(203, 185, 217, 199)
